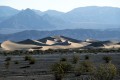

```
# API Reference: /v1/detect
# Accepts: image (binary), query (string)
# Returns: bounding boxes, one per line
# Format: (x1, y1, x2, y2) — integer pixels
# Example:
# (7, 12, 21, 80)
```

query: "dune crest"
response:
(1, 40, 40, 50)
(1, 35, 120, 51)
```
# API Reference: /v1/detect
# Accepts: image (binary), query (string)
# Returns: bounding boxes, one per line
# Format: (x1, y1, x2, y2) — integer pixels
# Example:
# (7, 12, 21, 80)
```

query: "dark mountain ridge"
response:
(0, 29, 120, 42)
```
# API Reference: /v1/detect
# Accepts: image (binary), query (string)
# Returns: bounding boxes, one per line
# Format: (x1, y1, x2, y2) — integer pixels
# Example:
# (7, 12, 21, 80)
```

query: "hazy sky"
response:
(0, 0, 120, 12)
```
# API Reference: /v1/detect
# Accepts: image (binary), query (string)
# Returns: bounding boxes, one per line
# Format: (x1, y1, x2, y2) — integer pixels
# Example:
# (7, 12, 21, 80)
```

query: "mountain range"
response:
(0, 6, 120, 34)
(0, 29, 120, 43)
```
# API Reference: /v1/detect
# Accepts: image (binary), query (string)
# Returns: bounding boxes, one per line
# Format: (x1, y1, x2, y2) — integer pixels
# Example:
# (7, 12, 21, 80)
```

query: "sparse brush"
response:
(5, 57, 11, 61)
(24, 55, 32, 61)
(60, 57, 67, 62)
(103, 56, 112, 63)
(84, 55, 90, 60)
(72, 55, 79, 64)
(14, 61, 19, 64)
(29, 58, 36, 64)
(5, 61, 10, 69)
(75, 60, 96, 76)
(52, 62, 72, 80)
(95, 63, 117, 80)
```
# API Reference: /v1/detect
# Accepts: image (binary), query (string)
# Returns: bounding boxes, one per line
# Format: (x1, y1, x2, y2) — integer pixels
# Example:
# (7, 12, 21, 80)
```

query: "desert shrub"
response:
(60, 57, 67, 62)
(118, 68, 120, 76)
(5, 61, 10, 69)
(84, 55, 90, 60)
(5, 57, 11, 61)
(52, 62, 72, 73)
(24, 55, 32, 61)
(103, 56, 112, 63)
(14, 61, 19, 64)
(29, 58, 36, 64)
(95, 63, 117, 80)
(75, 61, 96, 76)
(20, 65, 30, 69)
(52, 62, 72, 80)
(78, 75, 96, 80)
(72, 55, 80, 64)
(24, 55, 36, 64)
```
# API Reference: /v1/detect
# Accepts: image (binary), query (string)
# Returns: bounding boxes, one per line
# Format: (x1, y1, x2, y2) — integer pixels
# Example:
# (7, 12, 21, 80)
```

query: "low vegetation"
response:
(60, 57, 67, 62)
(14, 60, 19, 64)
(24, 55, 36, 64)
(1, 48, 120, 55)
(4, 61, 10, 70)
(52, 62, 72, 80)
(95, 63, 117, 80)
(0, 49, 119, 80)
(76, 61, 96, 75)
(51, 55, 118, 80)
(29, 58, 36, 64)
(72, 55, 79, 64)
(5, 57, 11, 61)
(84, 55, 90, 60)
(103, 56, 112, 63)
(24, 55, 32, 61)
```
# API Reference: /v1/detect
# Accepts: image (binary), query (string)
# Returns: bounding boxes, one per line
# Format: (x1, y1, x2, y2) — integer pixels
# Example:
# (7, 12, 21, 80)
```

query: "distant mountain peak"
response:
(45, 10, 64, 13)
(0, 6, 56, 30)
(0, 6, 19, 17)
(0, 6, 18, 10)
(24, 8, 34, 12)
(43, 10, 64, 16)
(20, 8, 36, 15)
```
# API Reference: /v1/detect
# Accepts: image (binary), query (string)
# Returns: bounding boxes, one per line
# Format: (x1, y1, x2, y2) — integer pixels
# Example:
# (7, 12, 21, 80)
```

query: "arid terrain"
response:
(1, 35, 120, 51)
(0, 3, 120, 80)
(0, 52, 119, 80)
(0, 36, 120, 80)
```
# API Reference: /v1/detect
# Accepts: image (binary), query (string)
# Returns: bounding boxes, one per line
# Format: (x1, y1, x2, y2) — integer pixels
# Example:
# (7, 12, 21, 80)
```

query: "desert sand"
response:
(1, 36, 120, 51)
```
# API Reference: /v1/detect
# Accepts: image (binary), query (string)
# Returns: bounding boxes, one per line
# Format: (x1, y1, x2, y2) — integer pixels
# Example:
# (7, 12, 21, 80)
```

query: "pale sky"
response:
(0, 0, 120, 12)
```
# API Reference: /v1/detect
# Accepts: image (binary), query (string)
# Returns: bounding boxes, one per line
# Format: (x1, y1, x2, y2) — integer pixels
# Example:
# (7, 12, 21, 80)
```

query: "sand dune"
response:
(53, 36, 81, 43)
(18, 39, 47, 46)
(1, 40, 40, 51)
(1, 35, 120, 51)
(46, 40, 56, 45)
(104, 44, 120, 49)
(41, 41, 90, 50)
(38, 37, 55, 43)
(53, 41, 70, 46)
(85, 39, 98, 42)
(85, 40, 120, 49)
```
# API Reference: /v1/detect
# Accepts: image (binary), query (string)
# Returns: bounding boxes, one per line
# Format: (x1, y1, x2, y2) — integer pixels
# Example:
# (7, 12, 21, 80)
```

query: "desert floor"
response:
(0, 52, 120, 80)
